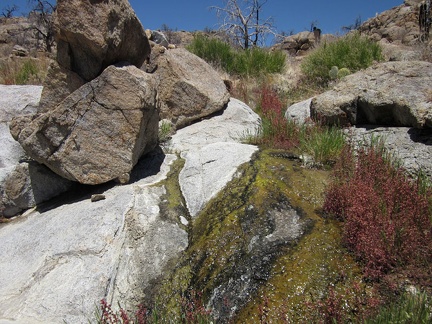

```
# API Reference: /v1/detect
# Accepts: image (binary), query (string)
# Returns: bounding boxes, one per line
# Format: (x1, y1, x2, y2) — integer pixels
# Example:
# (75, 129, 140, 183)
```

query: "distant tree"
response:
(1, 4, 19, 18)
(342, 16, 362, 33)
(27, 0, 56, 52)
(210, 0, 276, 49)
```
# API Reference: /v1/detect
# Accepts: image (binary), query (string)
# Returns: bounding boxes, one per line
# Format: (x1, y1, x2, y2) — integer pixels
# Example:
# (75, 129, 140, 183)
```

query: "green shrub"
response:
(301, 32, 383, 85)
(186, 34, 234, 72)
(187, 35, 286, 77)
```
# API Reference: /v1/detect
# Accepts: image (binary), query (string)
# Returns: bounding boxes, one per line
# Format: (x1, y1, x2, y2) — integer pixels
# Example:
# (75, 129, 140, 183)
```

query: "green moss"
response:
(151, 149, 363, 322)
(157, 157, 188, 227)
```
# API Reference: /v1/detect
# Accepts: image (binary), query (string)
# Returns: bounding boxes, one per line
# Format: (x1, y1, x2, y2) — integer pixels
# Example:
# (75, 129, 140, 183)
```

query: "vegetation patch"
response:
(324, 142, 432, 285)
(301, 32, 384, 85)
(187, 34, 286, 77)
(0, 56, 50, 85)
(248, 84, 346, 167)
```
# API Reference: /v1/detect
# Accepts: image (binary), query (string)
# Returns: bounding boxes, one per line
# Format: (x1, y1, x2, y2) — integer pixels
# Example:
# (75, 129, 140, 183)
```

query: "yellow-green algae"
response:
(151, 149, 367, 322)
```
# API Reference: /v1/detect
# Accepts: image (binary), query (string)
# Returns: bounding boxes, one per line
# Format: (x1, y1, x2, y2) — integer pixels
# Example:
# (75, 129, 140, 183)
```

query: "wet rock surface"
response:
(152, 150, 337, 323)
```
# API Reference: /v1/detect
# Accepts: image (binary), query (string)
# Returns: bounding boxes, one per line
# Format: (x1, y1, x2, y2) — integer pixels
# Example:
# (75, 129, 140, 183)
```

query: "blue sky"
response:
(4, 0, 403, 38)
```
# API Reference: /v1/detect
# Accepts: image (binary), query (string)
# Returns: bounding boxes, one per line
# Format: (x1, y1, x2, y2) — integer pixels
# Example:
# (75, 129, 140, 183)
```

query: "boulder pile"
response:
(3, 0, 229, 217)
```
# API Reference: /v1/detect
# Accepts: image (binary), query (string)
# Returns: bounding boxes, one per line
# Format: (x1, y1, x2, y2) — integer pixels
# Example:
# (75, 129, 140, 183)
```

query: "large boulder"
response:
(38, 61, 85, 113)
(274, 31, 335, 56)
(54, 0, 150, 82)
(1, 161, 74, 217)
(10, 65, 159, 185)
(311, 61, 432, 128)
(152, 48, 230, 129)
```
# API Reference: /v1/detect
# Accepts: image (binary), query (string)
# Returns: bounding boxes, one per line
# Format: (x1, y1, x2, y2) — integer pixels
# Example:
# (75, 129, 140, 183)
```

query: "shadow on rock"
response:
(408, 127, 432, 145)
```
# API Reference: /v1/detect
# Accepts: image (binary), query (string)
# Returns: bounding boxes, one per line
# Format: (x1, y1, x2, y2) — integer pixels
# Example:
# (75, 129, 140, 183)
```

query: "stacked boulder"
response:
(4, 0, 229, 217)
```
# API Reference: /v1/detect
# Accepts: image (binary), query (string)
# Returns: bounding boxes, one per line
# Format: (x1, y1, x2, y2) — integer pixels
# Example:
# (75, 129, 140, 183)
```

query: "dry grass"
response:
(0, 54, 51, 85)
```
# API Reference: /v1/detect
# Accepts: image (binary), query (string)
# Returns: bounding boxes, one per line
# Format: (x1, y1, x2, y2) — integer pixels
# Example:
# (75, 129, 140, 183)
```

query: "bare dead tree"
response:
(210, 0, 276, 49)
(27, 0, 56, 52)
(2, 4, 19, 18)
(342, 16, 362, 33)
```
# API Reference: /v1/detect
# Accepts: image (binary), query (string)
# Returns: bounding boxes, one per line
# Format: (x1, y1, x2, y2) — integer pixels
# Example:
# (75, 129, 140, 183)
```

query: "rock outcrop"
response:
(10, 65, 159, 185)
(54, 0, 150, 82)
(152, 48, 230, 129)
(0, 17, 39, 56)
(274, 31, 335, 56)
(359, 0, 426, 45)
(310, 61, 432, 128)
(347, 125, 432, 178)
(0, 96, 262, 322)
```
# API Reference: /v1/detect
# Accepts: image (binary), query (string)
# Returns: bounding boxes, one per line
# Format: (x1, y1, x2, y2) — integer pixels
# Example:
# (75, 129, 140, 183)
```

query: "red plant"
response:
(180, 290, 212, 323)
(306, 282, 382, 323)
(324, 145, 432, 281)
(99, 299, 147, 324)
(256, 84, 300, 149)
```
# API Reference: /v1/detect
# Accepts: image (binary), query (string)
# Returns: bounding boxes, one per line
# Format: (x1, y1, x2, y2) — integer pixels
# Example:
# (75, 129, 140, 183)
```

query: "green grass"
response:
(299, 124, 346, 167)
(15, 59, 39, 84)
(366, 292, 432, 324)
(301, 32, 383, 85)
(187, 34, 286, 77)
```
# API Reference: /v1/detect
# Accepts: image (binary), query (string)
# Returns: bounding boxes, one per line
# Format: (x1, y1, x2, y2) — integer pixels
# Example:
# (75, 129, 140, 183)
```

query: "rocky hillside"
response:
(359, 0, 424, 45)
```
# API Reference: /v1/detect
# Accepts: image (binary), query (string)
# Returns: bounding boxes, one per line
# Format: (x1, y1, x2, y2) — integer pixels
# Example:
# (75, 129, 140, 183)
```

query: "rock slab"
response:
(171, 98, 261, 217)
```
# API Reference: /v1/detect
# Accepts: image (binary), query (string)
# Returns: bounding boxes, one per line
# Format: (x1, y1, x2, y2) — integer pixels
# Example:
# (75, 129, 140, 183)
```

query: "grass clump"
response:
(15, 59, 38, 84)
(187, 34, 285, 77)
(366, 292, 432, 324)
(250, 84, 346, 167)
(301, 32, 383, 85)
(0, 56, 50, 85)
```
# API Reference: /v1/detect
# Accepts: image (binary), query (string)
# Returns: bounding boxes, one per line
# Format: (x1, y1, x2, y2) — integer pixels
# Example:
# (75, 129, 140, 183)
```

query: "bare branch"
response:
(27, 0, 56, 52)
(210, 0, 276, 49)
(2, 4, 19, 18)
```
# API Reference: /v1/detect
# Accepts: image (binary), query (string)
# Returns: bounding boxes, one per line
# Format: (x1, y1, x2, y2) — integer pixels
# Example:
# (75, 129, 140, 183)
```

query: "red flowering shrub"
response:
(324, 145, 432, 280)
(98, 299, 147, 324)
(180, 290, 212, 323)
(97, 291, 211, 323)
(256, 85, 300, 150)
(306, 282, 382, 324)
